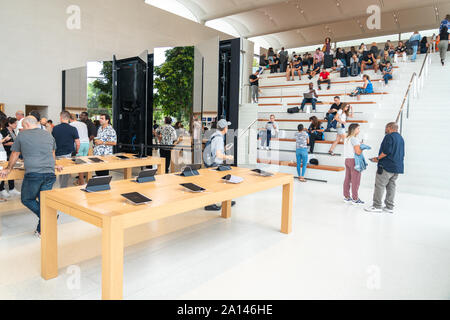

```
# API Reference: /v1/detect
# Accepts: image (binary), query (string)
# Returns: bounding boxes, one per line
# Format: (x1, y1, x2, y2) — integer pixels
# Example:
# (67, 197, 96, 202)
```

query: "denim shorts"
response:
(337, 127, 346, 135)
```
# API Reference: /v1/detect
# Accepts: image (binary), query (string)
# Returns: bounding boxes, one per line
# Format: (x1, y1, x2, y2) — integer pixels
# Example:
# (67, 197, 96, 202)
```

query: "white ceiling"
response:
(148, 0, 450, 49)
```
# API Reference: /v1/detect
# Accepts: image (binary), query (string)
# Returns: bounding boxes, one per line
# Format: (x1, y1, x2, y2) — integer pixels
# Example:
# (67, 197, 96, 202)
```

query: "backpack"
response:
(287, 106, 300, 113)
(203, 133, 222, 167)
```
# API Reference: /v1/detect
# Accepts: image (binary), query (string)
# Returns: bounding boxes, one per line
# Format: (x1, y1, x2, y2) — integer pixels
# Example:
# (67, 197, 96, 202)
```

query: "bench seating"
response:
(257, 158, 345, 172)
(259, 92, 388, 99)
(258, 101, 376, 106)
(258, 118, 368, 124)
(257, 138, 343, 145)
(259, 78, 384, 89)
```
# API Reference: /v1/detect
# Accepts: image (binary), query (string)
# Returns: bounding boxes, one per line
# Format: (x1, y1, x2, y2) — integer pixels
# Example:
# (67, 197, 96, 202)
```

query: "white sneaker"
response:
(364, 206, 382, 213)
(383, 207, 394, 214)
(0, 190, 10, 198)
(8, 189, 20, 197)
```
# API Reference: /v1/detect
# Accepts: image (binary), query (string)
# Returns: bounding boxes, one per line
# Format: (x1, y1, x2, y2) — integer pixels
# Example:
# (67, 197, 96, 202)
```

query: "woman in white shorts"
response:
(329, 103, 353, 156)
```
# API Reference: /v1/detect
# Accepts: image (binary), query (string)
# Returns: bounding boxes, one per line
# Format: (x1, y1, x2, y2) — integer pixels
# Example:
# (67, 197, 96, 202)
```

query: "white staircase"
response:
(249, 56, 426, 184)
(399, 52, 450, 198)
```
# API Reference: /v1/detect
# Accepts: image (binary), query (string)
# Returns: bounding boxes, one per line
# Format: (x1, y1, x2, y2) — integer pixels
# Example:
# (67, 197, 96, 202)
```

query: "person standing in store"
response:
(249, 69, 260, 104)
(437, 26, 449, 66)
(52, 111, 80, 187)
(0, 116, 63, 237)
(93, 114, 117, 177)
(365, 122, 405, 214)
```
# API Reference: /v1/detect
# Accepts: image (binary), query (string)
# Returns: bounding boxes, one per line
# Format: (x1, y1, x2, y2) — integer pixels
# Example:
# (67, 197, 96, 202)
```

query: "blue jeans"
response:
(383, 73, 393, 84)
(354, 87, 371, 96)
(296, 148, 308, 177)
(301, 98, 317, 111)
(411, 46, 418, 61)
(266, 130, 272, 147)
(21, 172, 56, 233)
(326, 113, 335, 130)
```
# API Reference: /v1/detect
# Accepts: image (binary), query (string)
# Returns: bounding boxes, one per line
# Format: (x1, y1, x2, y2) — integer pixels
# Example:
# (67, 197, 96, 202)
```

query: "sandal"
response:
(0, 198, 7, 202)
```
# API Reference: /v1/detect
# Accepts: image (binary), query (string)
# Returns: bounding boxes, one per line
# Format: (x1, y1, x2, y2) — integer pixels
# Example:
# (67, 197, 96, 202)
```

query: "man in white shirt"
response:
(193, 115, 202, 164)
(15, 110, 24, 133)
(69, 113, 89, 185)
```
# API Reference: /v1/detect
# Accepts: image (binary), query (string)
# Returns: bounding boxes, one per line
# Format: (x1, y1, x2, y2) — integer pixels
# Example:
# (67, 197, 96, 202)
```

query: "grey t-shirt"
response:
(210, 131, 225, 165)
(295, 131, 309, 149)
(11, 128, 56, 174)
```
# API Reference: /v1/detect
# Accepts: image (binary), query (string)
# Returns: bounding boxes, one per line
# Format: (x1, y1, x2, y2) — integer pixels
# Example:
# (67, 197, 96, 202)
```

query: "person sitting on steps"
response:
(317, 67, 331, 90)
(349, 74, 373, 97)
(382, 62, 393, 85)
(286, 55, 302, 81)
(307, 116, 324, 154)
(328, 103, 354, 156)
(325, 96, 344, 132)
(300, 82, 319, 112)
(361, 52, 378, 73)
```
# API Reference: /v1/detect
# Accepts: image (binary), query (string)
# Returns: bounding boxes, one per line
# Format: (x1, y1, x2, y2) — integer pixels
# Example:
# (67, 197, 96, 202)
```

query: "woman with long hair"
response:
(329, 103, 353, 156)
(323, 37, 332, 54)
(420, 36, 429, 54)
(307, 116, 324, 153)
(343, 123, 364, 204)
(0, 117, 15, 201)
(349, 74, 373, 97)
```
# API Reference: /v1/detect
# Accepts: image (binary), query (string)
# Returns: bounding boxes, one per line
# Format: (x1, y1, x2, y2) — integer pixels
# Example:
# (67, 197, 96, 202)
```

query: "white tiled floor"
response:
(0, 176, 449, 300)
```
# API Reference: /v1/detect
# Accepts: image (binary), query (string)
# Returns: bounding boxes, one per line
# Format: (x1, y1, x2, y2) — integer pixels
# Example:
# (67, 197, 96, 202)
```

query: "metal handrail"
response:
(238, 118, 258, 138)
(395, 50, 430, 124)
(395, 72, 417, 123)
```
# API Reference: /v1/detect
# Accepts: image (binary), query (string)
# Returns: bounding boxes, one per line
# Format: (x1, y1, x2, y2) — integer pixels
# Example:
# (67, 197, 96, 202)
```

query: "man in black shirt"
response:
(270, 55, 280, 73)
(394, 41, 407, 62)
(325, 96, 344, 131)
(52, 111, 80, 188)
(249, 70, 260, 103)
(365, 122, 405, 214)
(79, 111, 97, 142)
(361, 52, 379, 73)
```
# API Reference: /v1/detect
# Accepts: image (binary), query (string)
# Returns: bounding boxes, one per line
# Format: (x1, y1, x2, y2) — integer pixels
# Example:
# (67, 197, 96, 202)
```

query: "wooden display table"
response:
(0, 154, 165, 181)
(40, 167, 294, 299)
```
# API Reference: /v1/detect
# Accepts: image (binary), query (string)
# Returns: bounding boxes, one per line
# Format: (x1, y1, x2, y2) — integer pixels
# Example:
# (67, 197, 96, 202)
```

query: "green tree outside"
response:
(153, 46, 194, 128)
(90, 61, 113, 118)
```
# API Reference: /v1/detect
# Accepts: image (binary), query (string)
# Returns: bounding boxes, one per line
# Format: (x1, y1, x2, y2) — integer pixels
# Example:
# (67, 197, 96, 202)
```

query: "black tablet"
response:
(72, 158, 86, 164)
(251, 169, 273, 176)
(81, 175, 112, 192)
(137, 168, 157, 179)
(121, 192, 152, 205)
(180, 183, 205, 192)
(89, 157, 104, 163)
(115, 155, 130, 160)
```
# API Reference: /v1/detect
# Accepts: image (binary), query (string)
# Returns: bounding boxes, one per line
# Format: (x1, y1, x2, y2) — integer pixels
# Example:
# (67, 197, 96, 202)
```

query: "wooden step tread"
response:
(258, 118, 368, 124)
(257, 159, 345, 172)
(265, 66, 399, 78)
(258, 101, 376, 106)
(260, 79, 383, 88)
(258, 138, 343, 145)
(259, 92, 388, 99)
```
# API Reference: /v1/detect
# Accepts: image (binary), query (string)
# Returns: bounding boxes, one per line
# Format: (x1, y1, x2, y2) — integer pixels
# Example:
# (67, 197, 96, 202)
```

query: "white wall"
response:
(193, 36, 220, 115)
(65, 66, 87, 108)
(0, 0, 231, 122)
